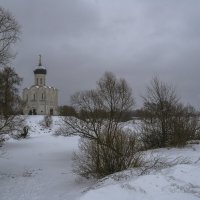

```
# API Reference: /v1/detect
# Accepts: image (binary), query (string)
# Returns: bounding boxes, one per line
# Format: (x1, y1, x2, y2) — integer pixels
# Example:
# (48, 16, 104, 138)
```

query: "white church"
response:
(22, 55, 58, 115)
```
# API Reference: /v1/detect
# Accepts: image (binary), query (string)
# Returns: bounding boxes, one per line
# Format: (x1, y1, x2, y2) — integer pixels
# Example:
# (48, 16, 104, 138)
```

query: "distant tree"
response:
(0, 6, 20, 66)
(140, 77, 199, 148)
(59, 105, 77, 116)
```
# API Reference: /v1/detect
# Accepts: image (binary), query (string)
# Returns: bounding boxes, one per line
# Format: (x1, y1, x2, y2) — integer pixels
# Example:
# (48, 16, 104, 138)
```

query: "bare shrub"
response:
(40, 115, 53, 128)
(73, 128, 143, 179)
(140, 77, 200, 149)
(139, 153, 191, 175)
(0, 115, 26, 142)
(11, 125, 30, 139)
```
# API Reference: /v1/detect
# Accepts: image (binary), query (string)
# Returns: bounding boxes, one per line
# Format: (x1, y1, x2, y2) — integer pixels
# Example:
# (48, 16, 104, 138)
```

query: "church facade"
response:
(22, 56, 58, 115)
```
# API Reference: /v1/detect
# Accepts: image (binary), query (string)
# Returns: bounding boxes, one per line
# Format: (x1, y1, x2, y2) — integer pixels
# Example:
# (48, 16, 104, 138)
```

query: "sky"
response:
(1, 0, 200, 108)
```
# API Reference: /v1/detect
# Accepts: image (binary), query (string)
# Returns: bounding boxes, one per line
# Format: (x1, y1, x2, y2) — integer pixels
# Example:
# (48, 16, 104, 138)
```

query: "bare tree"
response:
(73, 129, 143, 179)
(60, 72, 138, 177)
(0, 67, 22, 116)
(61, 72, 134, 142)
(141, 77, 199, 148)
(0, 6, 20, 66)
(0, 67, 24, 143)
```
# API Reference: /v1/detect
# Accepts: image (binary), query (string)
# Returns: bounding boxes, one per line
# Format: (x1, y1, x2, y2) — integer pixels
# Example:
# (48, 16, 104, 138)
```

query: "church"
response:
(22, 55, 58, 115)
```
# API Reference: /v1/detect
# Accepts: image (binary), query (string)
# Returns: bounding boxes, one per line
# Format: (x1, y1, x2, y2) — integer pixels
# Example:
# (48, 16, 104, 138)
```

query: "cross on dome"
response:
(39, 54, 42, 66)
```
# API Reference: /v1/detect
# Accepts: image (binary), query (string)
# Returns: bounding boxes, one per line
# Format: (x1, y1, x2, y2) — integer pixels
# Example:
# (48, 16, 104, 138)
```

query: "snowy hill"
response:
(80, 146, 200, 200)
(0, 116, 200, 200)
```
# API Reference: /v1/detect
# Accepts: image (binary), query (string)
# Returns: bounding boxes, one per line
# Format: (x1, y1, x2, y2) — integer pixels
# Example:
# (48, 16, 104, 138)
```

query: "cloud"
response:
(1, 0, 200, 108)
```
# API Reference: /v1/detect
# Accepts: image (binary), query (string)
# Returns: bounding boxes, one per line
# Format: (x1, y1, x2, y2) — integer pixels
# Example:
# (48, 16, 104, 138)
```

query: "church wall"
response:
(34, 74, 46, 86)
(22, 86, 58, 115)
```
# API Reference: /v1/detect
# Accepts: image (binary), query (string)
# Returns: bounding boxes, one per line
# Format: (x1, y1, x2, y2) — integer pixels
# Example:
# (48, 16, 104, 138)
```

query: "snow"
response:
(1, 116, 200, 200)
(0, 116, 92, 200)
(80, 162, 200, 200)
(80, 145, 200, 200)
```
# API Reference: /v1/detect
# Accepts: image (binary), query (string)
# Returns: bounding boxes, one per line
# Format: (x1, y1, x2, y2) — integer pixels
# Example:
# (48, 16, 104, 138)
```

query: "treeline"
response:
(58, 105, 199, 121)
(58, 105, 134, 121)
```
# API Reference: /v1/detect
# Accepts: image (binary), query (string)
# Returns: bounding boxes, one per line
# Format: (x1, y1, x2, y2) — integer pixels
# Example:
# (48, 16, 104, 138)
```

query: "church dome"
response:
(34, 68, 47, 74)
(34, 55, 47, 74)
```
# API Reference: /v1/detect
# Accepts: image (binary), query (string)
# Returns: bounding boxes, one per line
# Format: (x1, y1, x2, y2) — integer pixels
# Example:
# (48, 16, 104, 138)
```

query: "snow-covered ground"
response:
(1, 116, 200, 200)
(80, 146, 200, 200)
(0, 116, 92, 200)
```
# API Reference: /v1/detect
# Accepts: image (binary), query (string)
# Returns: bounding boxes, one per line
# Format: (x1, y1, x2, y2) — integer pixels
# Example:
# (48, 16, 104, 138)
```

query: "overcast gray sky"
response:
(1, 0, 200, 108)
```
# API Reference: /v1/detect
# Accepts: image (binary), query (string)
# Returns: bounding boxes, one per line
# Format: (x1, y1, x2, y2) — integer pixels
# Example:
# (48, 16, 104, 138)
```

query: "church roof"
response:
(25, 85, 57, 90)
(34, 68, 47, 74)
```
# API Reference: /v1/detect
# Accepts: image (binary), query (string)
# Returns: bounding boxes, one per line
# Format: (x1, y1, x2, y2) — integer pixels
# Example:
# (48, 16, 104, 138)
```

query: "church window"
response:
(42, 93, 44, 100)
(33, 94, 36, 101)
(37, 78, 39, 85)
(40, 78, 42, 85)
(33, 108, 37, 115)
(50, 109, 53, 115)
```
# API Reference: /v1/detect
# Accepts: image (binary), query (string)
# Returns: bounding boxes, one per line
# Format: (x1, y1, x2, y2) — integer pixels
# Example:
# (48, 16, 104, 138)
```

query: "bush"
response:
(140, 77, 200, 149)
(0, 115, 26, 144)
(11, 125, 30, 139)
(0, 136, 5, 146)
(140, 108, 199, 149)
(72, 128, 143, 179)
(21, 126, 29, 138)
(41, 115, 53, 128)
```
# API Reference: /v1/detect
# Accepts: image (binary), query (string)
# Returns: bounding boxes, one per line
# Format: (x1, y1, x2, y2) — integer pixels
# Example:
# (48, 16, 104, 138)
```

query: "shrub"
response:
(140, 77, 200, 149)
(41, 115, 53, 128)
(11, 125, 30, 139)
(73, 128, 143, 179)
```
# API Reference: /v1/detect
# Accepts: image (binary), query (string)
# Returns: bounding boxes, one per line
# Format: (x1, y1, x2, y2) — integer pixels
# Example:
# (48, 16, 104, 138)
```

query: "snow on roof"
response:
(37, 65, 45, 69)
(27, 85, 57, 90)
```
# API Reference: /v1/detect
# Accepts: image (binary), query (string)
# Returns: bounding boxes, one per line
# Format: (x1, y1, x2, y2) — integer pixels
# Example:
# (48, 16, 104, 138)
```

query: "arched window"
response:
(40, 78, 42, 85)
(33, 94, 36, 101)
(50, 108, 53, 115)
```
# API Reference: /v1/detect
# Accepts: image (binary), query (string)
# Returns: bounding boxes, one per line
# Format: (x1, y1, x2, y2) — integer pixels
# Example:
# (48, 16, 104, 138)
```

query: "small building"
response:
(22, 55, 58, 115)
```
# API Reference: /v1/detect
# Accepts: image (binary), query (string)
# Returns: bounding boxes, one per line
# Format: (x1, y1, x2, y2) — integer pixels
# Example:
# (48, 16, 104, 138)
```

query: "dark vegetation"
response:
(0, 6, 20, 66)
(0, 6, 24, 144)
(140, 77, 200, 149)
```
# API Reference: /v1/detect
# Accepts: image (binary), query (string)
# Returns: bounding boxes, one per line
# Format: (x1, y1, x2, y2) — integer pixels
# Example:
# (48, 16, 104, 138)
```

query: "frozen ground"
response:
(1, 116, 200, 200)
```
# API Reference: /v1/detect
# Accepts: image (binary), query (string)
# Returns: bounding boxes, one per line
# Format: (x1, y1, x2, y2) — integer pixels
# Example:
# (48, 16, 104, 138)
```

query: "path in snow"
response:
(0, 116, 92, 200)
